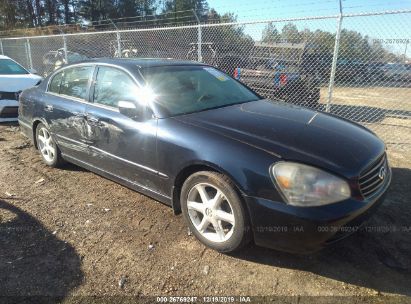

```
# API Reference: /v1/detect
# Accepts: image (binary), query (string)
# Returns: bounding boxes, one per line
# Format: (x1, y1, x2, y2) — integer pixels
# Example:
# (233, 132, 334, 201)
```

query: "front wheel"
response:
(181, 171, 251, 252)
(36, 123, 64, 167)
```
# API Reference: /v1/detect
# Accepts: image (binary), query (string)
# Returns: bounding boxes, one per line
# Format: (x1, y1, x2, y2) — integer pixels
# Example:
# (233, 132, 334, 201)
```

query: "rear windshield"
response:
(0, 59, 29, 75)
(140, 65, 260, 117)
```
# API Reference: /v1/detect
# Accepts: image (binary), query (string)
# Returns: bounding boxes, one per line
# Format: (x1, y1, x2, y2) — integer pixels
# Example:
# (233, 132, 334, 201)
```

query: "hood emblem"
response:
(378, 166, 386, 180)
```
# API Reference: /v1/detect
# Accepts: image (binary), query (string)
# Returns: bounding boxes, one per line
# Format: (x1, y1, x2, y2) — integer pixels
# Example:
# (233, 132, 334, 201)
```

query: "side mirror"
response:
(28, 68, 38, 75)
(118, 100, 146, 121)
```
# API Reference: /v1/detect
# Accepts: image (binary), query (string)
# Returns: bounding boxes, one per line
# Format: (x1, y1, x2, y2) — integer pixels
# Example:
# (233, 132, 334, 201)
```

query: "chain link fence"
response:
(1, 10, 410, 156)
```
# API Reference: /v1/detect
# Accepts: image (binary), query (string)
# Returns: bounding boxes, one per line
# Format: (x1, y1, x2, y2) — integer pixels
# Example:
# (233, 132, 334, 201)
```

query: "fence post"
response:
(117, 31, 122, 58)
(57, 27, 68, 64)
(26, 38, 33, 69)
(62, 35, 68, 63)
(326, 2, 343, 112)
(0, 39, 3, 55)
(109, 19, 122, 57)
(193, 9, 202, 62)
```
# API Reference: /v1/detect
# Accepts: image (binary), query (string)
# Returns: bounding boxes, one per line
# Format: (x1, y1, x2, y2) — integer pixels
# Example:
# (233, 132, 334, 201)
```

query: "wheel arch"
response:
(171, 161, 246, 215)
(32, 118, 50, 149)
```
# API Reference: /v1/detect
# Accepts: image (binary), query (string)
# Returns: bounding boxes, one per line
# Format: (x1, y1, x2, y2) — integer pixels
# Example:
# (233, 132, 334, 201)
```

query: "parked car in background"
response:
(233, 42, 321, 108)
(234, 58, 320, 107)
(0, 55, 42, 122)
(365, 62, 386, 82)
(19, 58, 391, 253)
(334, 59, 368, 84)
(42, 48, 89, 77)
(382, 63, 411, 82)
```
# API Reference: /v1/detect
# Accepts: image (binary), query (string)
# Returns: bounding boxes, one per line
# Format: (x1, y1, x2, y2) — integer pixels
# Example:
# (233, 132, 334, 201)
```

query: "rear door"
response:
(44, 64, 95, 160)
(83, 65, 161, 192)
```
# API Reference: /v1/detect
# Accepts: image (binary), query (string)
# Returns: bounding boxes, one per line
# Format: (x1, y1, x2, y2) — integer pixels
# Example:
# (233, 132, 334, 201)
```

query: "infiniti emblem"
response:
(205, 208, 213, 217)
(378, 166, 386, 180)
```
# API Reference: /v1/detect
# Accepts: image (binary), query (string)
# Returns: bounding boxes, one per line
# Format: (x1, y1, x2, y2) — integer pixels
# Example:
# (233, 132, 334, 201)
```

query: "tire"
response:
(181, 171, 251, 252)
(35, 123, 64, 167)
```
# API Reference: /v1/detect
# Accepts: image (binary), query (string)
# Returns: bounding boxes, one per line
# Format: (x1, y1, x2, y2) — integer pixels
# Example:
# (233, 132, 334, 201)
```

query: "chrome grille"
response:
(359, 154, 389, 199)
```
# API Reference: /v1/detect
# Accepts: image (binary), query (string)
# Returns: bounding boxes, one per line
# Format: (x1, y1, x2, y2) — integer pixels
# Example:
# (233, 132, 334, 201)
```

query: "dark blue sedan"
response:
(18, 58, 391, 253)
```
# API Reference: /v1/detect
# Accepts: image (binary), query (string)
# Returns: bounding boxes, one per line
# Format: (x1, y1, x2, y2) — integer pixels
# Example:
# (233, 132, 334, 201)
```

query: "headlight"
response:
(271, 162, 351, 207)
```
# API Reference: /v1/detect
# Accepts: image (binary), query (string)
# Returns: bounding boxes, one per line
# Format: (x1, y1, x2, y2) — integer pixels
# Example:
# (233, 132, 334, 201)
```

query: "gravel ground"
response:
(1, 123, 411, 303)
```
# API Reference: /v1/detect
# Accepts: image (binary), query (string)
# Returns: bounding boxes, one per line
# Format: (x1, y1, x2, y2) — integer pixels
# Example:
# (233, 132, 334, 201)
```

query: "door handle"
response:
(44, 105, 53, 112)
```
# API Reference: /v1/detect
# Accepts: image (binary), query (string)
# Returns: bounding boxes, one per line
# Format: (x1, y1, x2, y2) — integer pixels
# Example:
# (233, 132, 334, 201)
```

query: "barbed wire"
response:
(86, 9, 202, 26)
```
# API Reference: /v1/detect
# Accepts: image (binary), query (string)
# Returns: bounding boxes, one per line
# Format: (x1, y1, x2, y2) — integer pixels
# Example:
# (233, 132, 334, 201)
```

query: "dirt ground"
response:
(1, 120, 411, 302)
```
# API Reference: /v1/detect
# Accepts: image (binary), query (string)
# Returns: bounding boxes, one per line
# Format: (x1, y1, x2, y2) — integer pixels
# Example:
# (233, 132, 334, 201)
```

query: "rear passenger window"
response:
(60, 66, 93, 100)
(48, 71, 63, 94)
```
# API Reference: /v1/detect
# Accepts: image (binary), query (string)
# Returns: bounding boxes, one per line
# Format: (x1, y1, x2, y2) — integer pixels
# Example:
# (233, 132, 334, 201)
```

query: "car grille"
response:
(0, 91, 19, 101)
(359, 154, 389, 199)
(0, 106, 18, 118)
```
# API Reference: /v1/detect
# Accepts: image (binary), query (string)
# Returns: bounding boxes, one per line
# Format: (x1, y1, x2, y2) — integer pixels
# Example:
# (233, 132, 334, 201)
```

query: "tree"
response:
(162, 0, 208, 12)
(44, 0, 57, 25)
(162, 0, 208, 22)
(78, 0, 116, 21)
(261, 23, 281, 43)
(260, 22, 404, 63)
(281, 23, 301, 44)
(0, 0, 17, 29)
(61, 0, 71, 24)
(34, 0, 42, 26)
(116, 0, 157, 18)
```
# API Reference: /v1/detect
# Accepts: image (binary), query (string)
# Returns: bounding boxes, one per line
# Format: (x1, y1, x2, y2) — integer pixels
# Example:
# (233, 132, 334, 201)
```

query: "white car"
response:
(0, 55, 42, 122)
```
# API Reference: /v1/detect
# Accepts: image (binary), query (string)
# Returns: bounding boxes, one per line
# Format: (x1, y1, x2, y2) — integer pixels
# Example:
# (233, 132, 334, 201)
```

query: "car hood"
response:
(0, 74, 42, 92)
(175, 99, 385, 177)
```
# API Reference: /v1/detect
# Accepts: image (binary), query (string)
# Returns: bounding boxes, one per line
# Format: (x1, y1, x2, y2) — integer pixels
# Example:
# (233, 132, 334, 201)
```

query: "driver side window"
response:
(93, 66, 137, 108)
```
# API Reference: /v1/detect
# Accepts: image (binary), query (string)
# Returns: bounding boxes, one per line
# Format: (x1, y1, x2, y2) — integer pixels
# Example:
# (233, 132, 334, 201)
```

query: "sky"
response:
(207, 0, 411, 20)
(206, 0, 411, 56)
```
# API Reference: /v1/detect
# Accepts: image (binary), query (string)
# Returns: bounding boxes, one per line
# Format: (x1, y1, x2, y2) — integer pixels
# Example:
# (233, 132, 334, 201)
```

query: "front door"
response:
(84, 65, 161, 192)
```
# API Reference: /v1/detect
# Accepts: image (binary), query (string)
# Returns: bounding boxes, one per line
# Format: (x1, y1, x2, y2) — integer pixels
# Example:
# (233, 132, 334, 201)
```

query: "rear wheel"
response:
(181, 171, 251, 252)
(36, 123, 64, 167)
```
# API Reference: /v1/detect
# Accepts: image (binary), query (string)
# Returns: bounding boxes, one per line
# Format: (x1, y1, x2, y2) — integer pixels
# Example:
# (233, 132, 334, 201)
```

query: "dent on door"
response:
(43, 94, 90, 157)
(84, 106, 160, 191)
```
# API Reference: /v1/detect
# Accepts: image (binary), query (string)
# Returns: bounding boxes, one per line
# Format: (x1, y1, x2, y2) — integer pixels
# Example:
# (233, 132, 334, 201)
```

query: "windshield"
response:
(140, 65, 260, 117)
(0, 59, 29, 75)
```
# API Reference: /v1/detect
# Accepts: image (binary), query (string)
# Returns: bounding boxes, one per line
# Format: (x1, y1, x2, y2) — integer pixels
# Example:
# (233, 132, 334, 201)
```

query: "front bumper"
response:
(244, 181, 389, 254)
(0, 99, 19, 122)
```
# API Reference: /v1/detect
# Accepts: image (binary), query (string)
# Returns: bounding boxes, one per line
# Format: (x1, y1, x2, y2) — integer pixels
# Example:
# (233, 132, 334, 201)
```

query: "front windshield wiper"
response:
(198, 94, 214, 102)
(168, 98, 262, 118)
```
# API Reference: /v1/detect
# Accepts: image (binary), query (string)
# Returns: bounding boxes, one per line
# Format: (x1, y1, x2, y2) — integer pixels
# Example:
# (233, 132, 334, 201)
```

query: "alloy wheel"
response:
(187, 183, 235, 243)
(37, 127, 56, 163)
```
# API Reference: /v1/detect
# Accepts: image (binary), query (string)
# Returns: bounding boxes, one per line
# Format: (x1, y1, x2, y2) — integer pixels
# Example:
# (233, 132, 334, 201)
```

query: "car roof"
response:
(80, 57, 206, 69)
(0, 55, 11, 59)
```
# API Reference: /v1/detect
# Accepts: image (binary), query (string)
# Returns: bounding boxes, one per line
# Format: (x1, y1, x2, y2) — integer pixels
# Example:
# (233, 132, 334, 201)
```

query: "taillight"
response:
(280, 73, 287, 85)
(233, 68, 241, 80)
